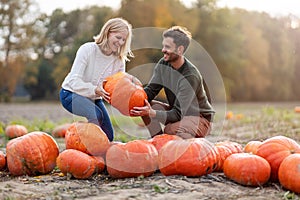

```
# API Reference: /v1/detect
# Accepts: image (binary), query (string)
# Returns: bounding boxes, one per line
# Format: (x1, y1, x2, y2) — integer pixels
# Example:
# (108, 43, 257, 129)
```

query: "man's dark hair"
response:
(163, 26, 192, 53)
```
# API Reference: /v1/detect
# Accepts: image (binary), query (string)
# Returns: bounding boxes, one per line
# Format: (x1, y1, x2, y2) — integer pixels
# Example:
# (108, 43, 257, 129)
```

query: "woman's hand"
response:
(95, 82, 110, 103)
(130, 100, 156, 117)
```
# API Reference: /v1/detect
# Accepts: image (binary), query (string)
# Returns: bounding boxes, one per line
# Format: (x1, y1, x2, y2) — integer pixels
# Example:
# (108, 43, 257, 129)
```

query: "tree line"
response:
(0, 0, 299, 102)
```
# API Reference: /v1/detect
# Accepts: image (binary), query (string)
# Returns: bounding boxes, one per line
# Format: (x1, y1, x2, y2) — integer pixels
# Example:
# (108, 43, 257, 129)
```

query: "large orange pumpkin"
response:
(103, 72, 147, 116)
(278, 153, 300, 193)
(223, 153, 271, 186)
(243, 140, 262, 154)
(158, 138, 218, 177)
(5, 124, 28, 139)
(106, 140, 158, 178)
(0, 151, 6, 171)
(149, 134, 182, 152)
(256, 135, 300, 181)
(6, 131, 59, 176)
(65, 122, 110, 156)
(56, 149, 96, 179)
(214, 141, 243, 172)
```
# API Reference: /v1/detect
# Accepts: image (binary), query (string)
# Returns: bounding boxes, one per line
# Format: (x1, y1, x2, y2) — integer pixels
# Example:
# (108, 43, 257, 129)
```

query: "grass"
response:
(214, 103, 300, 144)
(0, 114, 143, 144)
(0, 102, 300, 144)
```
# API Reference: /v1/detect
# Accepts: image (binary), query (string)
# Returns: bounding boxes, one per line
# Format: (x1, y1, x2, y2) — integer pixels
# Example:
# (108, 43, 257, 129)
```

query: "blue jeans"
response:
(59, 88, 114, 141)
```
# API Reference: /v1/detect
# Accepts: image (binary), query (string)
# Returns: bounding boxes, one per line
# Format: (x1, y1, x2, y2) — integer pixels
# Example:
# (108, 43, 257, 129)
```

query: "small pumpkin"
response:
(243, 140, 262, 154)
(149, 134, 182, 152)
(278, 153, 300, 193)
(214, 141, 243, 171)
(158, 138, 218, 177)
(92, 156, 105, 174)
(52, 123, 72, 138)
(103, 72, 147, 116)
(223, 153, 271, 186)
(256, 135, 300, 181)
(56, 149, 96, 179)
(6, 131, 59, 176)
(106, 140, 158, 178)
(225, 111, 234, 119)
(0, 151, 6, 171)
(5, 124, 28, 139)
(65, 122, 110, 156)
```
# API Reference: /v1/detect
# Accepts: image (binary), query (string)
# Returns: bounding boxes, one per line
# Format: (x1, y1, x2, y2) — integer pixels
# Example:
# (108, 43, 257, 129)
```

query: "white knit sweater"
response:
(61, 42, 125, 99)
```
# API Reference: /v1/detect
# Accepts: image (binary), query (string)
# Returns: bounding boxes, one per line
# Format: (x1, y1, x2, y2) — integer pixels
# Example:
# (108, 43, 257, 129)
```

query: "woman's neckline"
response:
(96, 44, 113, 57)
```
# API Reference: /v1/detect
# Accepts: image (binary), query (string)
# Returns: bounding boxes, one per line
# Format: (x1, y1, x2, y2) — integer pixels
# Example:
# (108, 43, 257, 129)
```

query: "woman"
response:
(59, 18, 133, 141)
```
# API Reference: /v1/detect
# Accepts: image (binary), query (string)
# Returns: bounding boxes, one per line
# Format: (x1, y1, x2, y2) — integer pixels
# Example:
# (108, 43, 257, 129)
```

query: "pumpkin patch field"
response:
(0, 102, 299, 200)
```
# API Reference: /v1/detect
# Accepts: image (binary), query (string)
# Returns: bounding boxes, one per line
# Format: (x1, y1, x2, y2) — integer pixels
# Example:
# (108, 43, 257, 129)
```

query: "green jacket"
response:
(144, 58, 215, 124)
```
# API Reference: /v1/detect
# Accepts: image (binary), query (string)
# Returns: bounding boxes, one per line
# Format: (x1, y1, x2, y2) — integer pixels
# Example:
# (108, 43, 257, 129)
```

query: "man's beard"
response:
(164, 52, 180, 62)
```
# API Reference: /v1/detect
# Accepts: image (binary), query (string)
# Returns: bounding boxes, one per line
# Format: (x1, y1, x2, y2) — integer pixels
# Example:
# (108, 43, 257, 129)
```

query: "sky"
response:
(37, 0, 300, 17)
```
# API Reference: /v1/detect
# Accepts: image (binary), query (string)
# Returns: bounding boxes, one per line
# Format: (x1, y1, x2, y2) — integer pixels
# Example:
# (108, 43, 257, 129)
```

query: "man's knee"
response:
(164, 116, 211, 139)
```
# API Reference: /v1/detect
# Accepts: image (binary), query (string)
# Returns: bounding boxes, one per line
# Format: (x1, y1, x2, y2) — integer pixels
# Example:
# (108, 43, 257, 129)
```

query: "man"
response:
(130, 26, 215, 139)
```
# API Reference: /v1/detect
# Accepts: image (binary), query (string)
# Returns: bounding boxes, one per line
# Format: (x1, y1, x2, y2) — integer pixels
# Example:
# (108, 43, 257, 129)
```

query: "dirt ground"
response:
(0, 102, 299, 200)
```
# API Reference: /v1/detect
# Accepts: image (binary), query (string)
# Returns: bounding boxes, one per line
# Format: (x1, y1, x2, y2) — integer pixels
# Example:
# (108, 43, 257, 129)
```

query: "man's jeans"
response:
(59, 88, 114, 141)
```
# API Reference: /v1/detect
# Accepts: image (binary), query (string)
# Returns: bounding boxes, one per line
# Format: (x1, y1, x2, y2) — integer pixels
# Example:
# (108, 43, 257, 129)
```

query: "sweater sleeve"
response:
(61, 44, 97, 98)
(144, 64, 163, 102)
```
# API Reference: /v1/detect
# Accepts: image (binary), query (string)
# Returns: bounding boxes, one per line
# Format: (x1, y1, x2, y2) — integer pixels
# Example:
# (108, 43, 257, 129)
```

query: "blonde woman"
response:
(60, 18, 133, 141)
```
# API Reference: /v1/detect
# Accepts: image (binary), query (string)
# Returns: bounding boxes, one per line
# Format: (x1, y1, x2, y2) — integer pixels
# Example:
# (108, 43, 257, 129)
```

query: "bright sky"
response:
(37, 0, 300, 17)
(217, 0, 300, 17)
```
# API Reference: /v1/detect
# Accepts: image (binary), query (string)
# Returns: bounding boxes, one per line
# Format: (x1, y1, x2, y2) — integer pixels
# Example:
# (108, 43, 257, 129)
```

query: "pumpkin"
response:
(92, 156, 105, 174)
(256, 135, 300, 181)
(5, 124, 28, 139)
(223, 153, 271, 186)
(149, 134, 182, 152)
(243, 140, 262, 154)
(278, 153, 300, 193)
(56, 149, 96, 179)
(235, 114, 244, 120)
(214, 141, 243, 171)
(0, 151, 6, 170)
(295, 106, 300, 113)
(225, 111, 234, 119)
(65, 122, 110, 156)
(103, 72, 147, 116)
(6, 131, 59, 176)
(52, 123, 72, 138)
(158, 138, 218, 177)
(106, 140, 158, 178)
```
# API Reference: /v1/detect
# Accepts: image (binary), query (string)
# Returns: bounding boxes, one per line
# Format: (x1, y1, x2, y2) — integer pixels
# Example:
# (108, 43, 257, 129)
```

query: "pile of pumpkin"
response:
(1, 122, 300, 194)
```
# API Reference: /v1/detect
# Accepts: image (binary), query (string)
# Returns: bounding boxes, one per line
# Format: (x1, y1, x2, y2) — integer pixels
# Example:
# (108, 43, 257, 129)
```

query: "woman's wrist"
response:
(149, 109, 156, 118)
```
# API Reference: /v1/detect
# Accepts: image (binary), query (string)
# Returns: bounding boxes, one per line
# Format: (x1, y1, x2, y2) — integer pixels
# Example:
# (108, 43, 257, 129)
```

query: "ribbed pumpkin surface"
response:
(6, 131, 59, 176)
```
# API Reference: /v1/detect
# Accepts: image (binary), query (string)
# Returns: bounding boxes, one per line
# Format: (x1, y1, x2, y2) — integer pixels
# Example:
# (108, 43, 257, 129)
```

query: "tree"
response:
(288, 17, 300, 100)
(261, 15, 295, 101)
(193, 4, 245, 101)
(0, 0, 43, 101)
(0, 0, 40, 66)
(25, 58, 56, 99)
(234, 11, 270, 101)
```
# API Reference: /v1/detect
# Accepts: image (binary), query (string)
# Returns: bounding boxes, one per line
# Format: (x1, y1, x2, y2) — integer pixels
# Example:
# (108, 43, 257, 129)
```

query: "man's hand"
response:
(130, 100, 156, 117)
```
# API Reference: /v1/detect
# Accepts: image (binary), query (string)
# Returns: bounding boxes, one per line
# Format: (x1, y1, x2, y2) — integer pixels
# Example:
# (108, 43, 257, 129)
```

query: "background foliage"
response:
(0, 0, 299, 102)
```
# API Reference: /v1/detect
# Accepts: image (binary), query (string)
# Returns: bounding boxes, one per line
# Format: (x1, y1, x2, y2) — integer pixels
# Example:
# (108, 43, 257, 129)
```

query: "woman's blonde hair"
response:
(93, 18, 134, 62)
